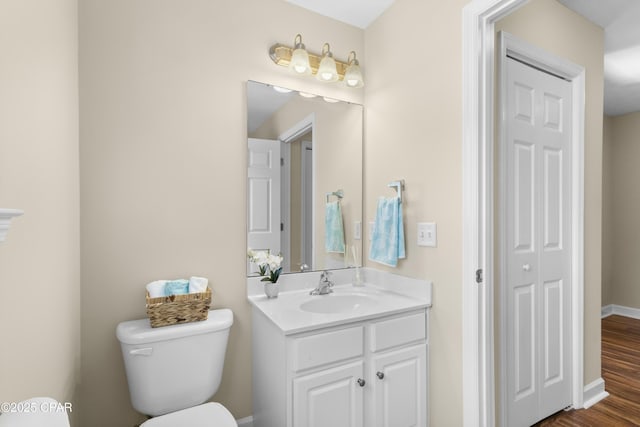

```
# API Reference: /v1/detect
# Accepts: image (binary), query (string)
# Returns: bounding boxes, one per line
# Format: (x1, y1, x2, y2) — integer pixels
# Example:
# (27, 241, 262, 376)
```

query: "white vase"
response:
(264, 282, 279, 298)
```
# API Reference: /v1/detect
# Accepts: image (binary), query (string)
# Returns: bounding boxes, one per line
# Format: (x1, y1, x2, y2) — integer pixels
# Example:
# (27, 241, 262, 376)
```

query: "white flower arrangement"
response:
(247, 249, 283, 283)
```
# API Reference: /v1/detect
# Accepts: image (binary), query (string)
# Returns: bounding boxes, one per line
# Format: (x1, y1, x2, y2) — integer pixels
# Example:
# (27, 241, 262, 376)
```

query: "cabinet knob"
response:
(357, 378, 366, 387)
(376, 371, 384, 380)
(523, 263, 531, 272)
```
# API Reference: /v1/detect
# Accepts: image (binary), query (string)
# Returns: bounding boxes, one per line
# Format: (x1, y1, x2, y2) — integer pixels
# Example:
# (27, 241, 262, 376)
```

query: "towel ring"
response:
(388, 180, 405, 203)
(326, 189, 344, 203)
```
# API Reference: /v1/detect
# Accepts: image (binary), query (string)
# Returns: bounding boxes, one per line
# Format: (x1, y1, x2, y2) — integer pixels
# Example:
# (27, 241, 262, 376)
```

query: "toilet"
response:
(0, 397, 70, 427)
(116, 308, 236, 426)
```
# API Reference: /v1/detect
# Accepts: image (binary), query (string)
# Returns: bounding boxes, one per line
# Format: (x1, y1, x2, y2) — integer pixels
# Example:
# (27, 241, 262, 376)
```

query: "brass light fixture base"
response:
(269, 44, 350, 81)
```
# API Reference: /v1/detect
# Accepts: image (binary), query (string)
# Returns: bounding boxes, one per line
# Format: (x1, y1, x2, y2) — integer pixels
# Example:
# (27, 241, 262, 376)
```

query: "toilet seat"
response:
(0, 397, 70, 427)
(140, 402, 237, 427)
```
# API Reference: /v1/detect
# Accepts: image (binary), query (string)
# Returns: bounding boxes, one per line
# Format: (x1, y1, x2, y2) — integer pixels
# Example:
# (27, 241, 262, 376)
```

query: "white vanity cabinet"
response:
(252, 308, 429, 427)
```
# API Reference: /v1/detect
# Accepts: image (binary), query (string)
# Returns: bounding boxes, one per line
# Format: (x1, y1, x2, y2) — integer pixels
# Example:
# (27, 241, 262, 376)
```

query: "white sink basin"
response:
(299, 293, 378, 314)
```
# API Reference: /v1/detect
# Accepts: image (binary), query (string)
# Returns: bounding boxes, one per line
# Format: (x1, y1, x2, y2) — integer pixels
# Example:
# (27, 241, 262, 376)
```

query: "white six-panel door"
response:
(247, 138, 281, 272)
(505, 57, 572, 427)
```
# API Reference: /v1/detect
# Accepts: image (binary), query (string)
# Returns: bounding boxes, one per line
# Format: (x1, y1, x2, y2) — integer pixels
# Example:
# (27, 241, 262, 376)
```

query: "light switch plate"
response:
(354, 221, 362, 240)
(417, 222, 437, 247)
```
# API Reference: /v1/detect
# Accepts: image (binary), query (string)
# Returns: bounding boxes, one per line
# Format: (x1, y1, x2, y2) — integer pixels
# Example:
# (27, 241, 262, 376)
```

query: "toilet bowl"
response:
(117, 309, 236, 426)
(0, 397, 70, 427)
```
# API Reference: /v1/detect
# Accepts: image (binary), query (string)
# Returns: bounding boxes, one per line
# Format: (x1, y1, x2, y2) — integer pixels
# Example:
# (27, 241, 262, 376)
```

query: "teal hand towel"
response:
(164, 279, 189, 296)
(325, 201, 346, 253)
(369, 196, 405, 267)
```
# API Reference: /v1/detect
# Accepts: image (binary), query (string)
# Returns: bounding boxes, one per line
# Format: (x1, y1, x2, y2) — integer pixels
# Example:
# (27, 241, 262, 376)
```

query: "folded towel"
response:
(164, 279, 189, 296)
(146, 280, 167, 298)
(369, 196, 405, 267)
(189, 276, 209, 294)
(325, 201, 346, 253)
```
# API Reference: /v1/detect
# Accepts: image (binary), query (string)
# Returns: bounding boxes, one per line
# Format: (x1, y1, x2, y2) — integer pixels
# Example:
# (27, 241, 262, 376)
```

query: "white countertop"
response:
(247, 268, 432, 335)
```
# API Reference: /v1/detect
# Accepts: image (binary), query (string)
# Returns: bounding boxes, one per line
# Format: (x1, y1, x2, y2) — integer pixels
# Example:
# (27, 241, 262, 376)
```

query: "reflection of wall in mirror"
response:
(250, 95, 363, 273)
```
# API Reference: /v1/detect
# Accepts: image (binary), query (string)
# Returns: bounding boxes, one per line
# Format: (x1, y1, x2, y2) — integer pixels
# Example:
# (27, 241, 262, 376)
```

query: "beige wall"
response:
(604, 112, 640, 308)
(0, 0, 80, 424)
(364, 0, 466, 424)
(602, 115, 614, 307)
(365, 0, 603, 425)
(496, 0, 604, 387)
(78, 0, 363, 425)
(251, 95, 363, 271)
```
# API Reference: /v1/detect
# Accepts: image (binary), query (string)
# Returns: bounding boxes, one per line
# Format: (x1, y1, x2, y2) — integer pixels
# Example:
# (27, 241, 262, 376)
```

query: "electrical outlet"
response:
(417, 222, 437, 247)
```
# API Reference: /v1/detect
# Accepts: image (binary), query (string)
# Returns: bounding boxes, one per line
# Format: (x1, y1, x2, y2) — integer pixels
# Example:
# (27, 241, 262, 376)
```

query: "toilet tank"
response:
(116, 309, 233, 416)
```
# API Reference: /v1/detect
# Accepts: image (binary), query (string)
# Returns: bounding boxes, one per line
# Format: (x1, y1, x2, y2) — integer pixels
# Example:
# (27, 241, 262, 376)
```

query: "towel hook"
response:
(326, 189, 344, 203)
(387, 180, 405, 203)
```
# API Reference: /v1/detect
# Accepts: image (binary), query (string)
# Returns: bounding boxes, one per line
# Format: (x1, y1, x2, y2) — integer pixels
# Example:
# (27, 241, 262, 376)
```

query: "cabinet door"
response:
(370, 344, 427, 427)
(293, 360, 364, 427)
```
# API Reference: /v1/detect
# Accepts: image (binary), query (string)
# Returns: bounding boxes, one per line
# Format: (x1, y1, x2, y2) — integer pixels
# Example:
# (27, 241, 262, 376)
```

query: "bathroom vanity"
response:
(248, 268, 432, 427)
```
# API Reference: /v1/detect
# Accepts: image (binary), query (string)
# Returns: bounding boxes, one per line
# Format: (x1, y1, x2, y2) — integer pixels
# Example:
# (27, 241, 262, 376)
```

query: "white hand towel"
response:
(146, 280, 167, 298)
(189, 276, 209, 294)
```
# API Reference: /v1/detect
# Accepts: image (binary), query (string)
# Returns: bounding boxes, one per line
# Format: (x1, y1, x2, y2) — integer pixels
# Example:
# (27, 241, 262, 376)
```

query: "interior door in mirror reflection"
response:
(247, 138, 281, 275)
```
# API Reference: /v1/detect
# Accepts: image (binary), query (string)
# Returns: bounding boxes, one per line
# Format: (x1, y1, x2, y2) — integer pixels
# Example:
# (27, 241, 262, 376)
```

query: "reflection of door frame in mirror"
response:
(300, 140, 313, 269)
(278, 113, 316, 272)
(281, 141, 291, 272)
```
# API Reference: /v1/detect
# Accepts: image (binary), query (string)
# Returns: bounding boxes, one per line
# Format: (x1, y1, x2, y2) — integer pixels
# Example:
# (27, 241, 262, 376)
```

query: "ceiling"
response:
(558, 0, 640, 116)
(247, 82, 294, 133)
(287, 0, 640, 116)
(285, 0, 394, 29)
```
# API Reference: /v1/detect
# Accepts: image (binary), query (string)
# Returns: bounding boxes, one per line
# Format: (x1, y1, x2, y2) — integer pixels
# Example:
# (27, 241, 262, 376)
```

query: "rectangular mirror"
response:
(247, 81, 363, 275)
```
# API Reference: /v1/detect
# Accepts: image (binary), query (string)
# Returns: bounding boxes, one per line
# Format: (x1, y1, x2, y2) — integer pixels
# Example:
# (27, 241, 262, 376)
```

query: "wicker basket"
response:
(146, 287, 212, 328)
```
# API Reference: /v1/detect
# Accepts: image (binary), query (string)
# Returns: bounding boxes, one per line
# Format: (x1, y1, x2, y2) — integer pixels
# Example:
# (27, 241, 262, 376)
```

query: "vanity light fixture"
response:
(298, 92, 317, 98)
(269, 34, 364, 87)
(322, 96, 340, 103)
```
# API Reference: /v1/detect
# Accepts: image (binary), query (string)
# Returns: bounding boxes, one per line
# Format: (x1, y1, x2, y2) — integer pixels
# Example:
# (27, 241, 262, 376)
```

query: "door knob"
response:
(522, 264, 531, 272)
(357, 378, 366, 387)
(376, 371, 385, 380)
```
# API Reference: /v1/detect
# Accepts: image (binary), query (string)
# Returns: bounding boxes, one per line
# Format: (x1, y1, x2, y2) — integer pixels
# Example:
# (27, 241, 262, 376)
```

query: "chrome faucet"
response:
(310, 270, 334, 295)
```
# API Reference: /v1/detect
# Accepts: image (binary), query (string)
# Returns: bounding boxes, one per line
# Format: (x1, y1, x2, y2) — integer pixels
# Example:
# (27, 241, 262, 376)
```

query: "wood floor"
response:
(534, 315, 640, 426)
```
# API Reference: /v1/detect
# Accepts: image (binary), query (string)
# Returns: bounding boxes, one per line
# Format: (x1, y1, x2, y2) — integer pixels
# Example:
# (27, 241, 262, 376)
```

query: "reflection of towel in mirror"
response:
(369, 196, 405, 267)
(325, 201, 346, 253)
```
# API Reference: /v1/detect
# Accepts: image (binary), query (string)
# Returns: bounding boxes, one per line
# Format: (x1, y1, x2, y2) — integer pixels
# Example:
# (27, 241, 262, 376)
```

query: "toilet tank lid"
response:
(116, 308, 233, 345)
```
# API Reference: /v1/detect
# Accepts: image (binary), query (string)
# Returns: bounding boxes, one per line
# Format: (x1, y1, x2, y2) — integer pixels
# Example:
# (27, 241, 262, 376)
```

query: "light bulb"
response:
(288, 34, 311, 76)
(316, 43, 339, 82)
(344, 51, 364, 88)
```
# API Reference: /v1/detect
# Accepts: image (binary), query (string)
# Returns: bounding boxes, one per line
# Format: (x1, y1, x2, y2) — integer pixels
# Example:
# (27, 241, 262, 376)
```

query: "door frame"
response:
(300, 140, 313, 268)
(497, 30, 585, 425)
(281, 141, 291, 272)
(278, 114, 315, 271)
(462, 2, 585, 425)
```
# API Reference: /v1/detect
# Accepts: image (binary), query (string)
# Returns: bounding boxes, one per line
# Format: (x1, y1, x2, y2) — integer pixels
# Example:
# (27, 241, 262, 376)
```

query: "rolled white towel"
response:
(146, 280, 167, 298)
(189, 276, 209, 294)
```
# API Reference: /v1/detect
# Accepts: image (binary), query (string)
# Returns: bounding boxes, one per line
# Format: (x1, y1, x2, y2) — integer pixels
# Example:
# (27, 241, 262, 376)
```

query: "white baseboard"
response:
(601, 304, 640, 320)
(236, 415, 253, 427)
(583, 378, 609, 409)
